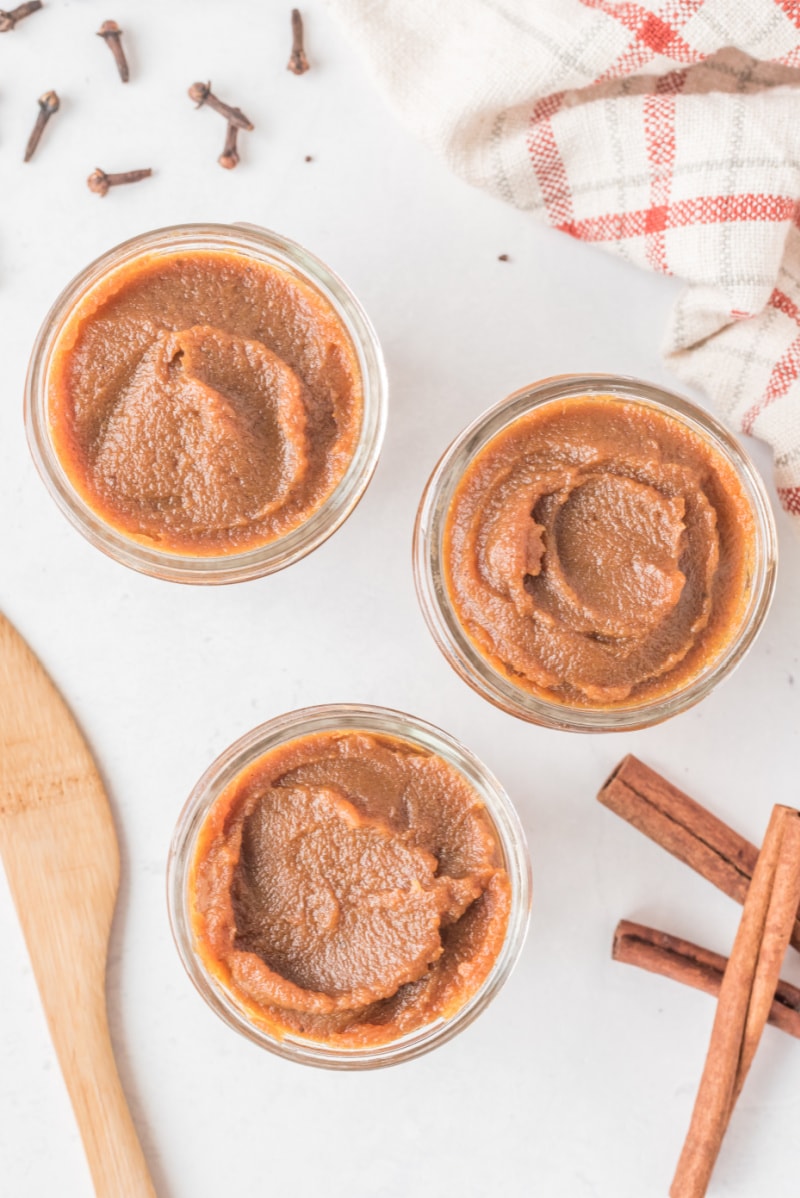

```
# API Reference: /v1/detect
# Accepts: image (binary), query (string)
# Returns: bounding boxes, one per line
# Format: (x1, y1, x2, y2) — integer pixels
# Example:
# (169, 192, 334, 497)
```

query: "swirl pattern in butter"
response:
(444, 397, 755, 708)
(48, 250, 362, 554)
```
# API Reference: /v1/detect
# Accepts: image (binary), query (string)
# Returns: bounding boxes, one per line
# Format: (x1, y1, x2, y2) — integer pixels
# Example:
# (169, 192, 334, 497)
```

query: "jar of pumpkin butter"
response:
(168, 705, 531, 1068)
(414, 375, 777, 732)
(25, 224, 387, 583)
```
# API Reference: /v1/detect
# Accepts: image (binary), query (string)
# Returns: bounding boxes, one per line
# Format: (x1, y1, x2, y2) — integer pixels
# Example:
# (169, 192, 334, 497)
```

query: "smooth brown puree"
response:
(48, 250, 362, 554)
(190, 730, 511, 1048)
(444, 396, 755, 709)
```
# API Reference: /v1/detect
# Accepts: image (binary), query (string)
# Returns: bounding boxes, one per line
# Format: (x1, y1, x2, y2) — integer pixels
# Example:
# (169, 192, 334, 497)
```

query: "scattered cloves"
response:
(218, 122, 239, 170)
(87, 167, 152, 197)
(24, 90, 59, 162)
(287, 9, 309, 75)
(188, 82, 253, 131)
(97, 20, 129, 83)
(0, 1, 42, 33)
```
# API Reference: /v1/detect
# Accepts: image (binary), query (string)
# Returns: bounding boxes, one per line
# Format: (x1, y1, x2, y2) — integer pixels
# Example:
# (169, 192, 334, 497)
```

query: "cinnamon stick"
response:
(612, 920, 800, 1039)
(670, 805, 800, 1198)
(598, 756, 800, 954)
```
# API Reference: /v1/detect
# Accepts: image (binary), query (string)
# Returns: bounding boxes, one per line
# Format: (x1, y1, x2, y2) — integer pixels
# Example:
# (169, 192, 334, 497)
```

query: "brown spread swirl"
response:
(191, 731, 511, 1048)
(48, 250, 362, 554)
(444, 396, 755, 708)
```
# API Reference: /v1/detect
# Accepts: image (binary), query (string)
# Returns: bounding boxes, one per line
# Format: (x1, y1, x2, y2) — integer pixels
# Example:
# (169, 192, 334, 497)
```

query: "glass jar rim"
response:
(24, 222, 388, 584)
(166, 702, 532, 1069)
(413, 374, 778, 733)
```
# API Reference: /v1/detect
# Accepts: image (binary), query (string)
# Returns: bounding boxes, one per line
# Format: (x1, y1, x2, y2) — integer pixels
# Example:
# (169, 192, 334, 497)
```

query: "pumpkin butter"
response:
(47, 249, 362, 554)
(190, 730, 511, 1048)
(444, 396, 756, 709)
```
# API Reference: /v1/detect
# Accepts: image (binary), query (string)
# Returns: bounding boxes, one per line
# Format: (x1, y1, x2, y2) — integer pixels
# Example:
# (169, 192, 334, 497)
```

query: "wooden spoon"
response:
(0, 613, 156, 1197)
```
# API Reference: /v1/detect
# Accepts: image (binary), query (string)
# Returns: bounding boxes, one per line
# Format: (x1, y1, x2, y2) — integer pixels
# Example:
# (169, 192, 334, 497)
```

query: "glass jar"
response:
(25, 223, 387, 584)
(167, 703, 532, 1069)
(413, 374, 777, 733)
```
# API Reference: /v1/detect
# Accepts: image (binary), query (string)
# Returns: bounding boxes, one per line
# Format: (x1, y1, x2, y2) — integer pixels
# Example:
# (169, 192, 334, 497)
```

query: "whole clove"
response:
(287, 9, 309, 75)
(188, 82, 253, 131)
(498, 254, 510, 262)
(24, 90, 59, 162)
(218, 122, 239, 170)
(87, 167, 152, 197)
(0, 1, 42, 33)
(97, 20, 129, 83)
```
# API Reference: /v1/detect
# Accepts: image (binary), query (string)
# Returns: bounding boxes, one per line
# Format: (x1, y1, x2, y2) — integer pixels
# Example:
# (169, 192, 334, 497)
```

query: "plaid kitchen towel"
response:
(329, 0, 800, 521)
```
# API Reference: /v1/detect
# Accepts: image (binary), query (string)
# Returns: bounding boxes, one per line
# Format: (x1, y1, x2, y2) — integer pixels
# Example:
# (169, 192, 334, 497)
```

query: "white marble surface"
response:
(1, 3, 799, 1196)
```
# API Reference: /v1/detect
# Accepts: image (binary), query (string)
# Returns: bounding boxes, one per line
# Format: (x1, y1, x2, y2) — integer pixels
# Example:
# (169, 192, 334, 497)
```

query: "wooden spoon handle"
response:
(1, 803, 156, 1197)
(47, 991, 156, 1198)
